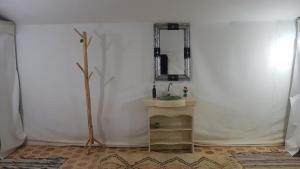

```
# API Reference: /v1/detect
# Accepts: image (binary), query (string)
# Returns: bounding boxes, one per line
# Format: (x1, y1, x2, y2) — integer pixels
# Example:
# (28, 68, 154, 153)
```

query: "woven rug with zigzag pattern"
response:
(98, 152, 243, 169)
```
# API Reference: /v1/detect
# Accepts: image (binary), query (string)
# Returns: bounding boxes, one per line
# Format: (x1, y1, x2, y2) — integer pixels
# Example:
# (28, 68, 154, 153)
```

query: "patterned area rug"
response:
(0, 157, 65, 169)
(98, 152, 243, 169)
(233, 152, 300, 169)
(7, 145, 285, 168)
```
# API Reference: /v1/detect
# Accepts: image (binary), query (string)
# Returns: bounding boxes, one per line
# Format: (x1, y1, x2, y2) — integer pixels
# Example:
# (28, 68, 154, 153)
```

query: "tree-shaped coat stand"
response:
(74, 28, 105, 154)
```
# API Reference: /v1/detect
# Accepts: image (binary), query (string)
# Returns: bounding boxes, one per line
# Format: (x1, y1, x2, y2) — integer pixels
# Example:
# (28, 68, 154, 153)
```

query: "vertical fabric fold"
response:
(286, 18, 300, 156)
(0, 21, 26, 158)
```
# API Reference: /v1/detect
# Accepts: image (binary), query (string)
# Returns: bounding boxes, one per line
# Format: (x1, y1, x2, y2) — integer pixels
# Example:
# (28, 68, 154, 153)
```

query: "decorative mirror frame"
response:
(154, 23, 191, 81)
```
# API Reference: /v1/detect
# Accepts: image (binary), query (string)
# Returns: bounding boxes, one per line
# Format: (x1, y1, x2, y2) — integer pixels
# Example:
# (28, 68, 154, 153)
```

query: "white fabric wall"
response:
(286, 18, 300, 155)
(16, 21, 295, 146)
(0, 21, 25, 157)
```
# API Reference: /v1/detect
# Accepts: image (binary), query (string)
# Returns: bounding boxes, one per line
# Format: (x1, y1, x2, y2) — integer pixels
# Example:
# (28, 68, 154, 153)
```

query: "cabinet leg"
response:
(192, 144, 194, 153)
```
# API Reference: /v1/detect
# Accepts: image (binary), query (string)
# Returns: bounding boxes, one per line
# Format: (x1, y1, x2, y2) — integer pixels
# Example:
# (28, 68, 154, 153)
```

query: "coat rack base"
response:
(85, 137, 106, 154)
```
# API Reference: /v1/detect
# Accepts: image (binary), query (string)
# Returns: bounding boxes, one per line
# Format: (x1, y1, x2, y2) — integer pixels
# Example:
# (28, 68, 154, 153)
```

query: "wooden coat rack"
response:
(74, 28, 105, 154)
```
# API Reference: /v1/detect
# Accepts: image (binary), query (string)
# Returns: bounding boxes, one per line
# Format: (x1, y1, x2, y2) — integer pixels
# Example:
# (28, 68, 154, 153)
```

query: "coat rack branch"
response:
(88, 72, 93, 80)
(73, 28, 84, 38)
(76, 62, 84, 73)
(87, 36, 93, 47)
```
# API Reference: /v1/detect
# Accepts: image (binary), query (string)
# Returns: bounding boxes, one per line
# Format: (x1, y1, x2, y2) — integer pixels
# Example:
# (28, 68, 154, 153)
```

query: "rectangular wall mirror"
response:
(154, 23, 191, 81)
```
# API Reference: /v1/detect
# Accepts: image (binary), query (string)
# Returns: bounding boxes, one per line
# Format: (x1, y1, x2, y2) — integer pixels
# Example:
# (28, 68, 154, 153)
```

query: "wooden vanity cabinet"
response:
(144, 97, 196, 152)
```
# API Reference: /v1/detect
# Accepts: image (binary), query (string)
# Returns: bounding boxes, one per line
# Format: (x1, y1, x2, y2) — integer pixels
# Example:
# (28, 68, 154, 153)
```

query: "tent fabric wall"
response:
(286, 18, 300, 155)
(16, 21, 294, 146)
(0, 21, 26, 158)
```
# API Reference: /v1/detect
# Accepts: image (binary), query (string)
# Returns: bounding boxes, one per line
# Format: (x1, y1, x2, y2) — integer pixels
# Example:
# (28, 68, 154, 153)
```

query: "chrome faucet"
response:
(167, 82, 173, 96)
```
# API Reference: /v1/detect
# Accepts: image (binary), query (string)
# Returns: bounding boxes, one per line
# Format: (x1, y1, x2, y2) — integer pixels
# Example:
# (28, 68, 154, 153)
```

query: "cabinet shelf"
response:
(150, 116, 192, 130)
(150, 127, 192, 132)
(150, 138, 193, 145)
(150, 142, 193, 146)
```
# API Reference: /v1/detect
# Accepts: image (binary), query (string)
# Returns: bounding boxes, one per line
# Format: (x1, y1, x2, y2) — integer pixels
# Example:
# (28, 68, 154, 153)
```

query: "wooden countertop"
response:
(144, 96, 196, 107)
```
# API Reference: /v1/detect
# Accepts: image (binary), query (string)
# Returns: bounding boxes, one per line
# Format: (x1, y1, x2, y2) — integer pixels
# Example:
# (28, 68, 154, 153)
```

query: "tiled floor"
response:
(8, 145, 285, 169)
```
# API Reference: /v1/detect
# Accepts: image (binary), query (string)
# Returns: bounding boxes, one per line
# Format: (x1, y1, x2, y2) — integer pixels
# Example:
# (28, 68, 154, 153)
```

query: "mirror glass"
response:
(160, 30, 185, 75)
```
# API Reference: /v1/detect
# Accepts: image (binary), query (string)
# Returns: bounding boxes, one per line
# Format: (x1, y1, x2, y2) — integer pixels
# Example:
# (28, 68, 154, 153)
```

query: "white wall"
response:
(2, 0, 300, 24)
(16, 21, 295, 146)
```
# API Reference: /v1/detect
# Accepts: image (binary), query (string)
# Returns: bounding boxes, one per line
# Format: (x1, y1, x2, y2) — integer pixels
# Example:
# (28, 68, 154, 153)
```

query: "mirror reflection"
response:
(160, 30, 185, 75)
